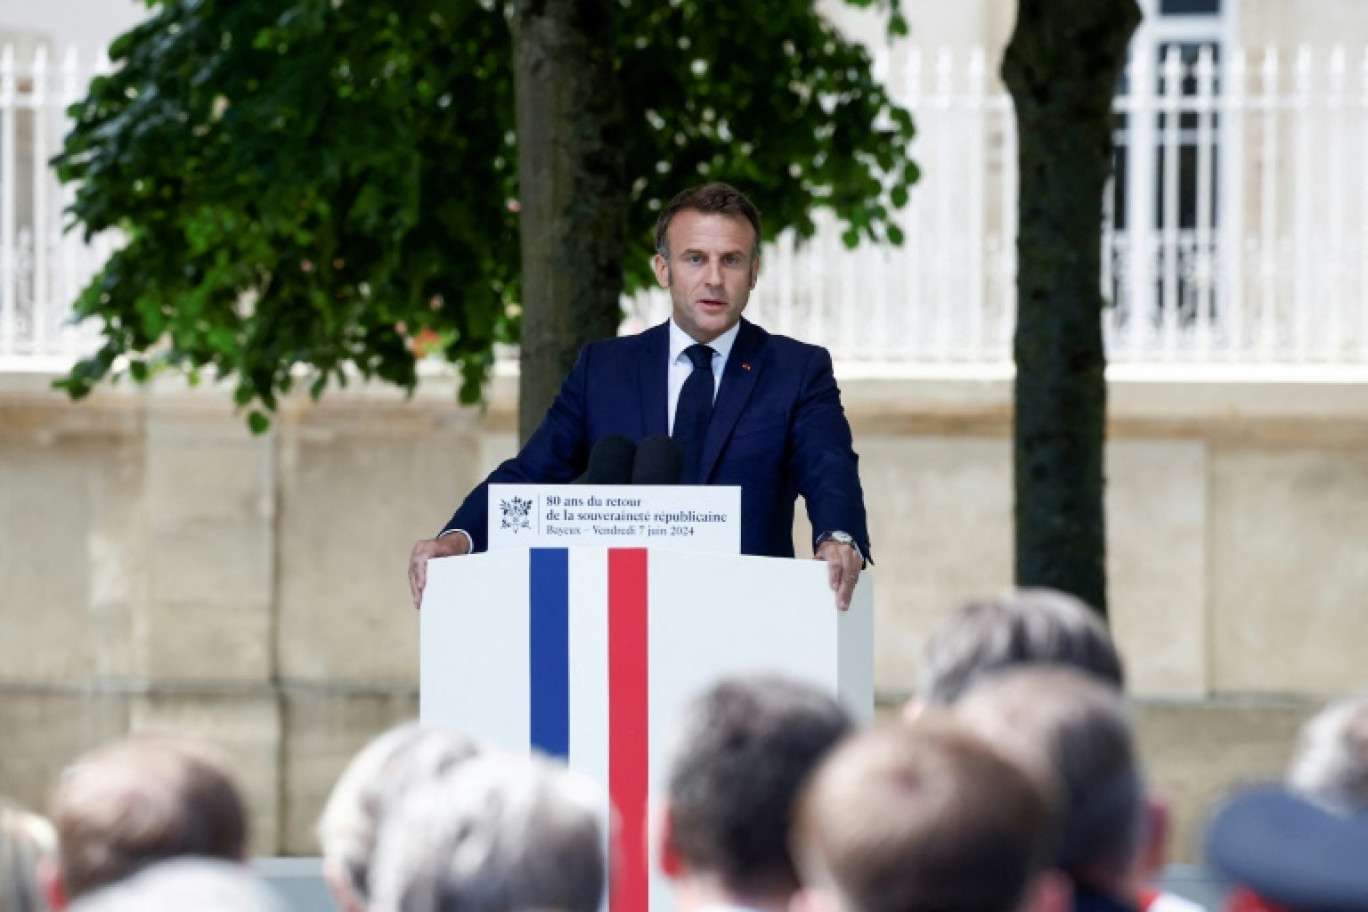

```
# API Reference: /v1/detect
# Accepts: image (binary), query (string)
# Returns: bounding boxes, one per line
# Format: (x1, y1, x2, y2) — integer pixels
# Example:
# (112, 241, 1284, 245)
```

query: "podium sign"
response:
(421, 547, 873, 912)
(488, 484, 741, 552)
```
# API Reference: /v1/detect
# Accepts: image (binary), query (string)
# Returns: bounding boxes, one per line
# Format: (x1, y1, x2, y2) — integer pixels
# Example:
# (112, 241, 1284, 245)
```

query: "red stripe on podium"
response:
(609, 548, 649, 912)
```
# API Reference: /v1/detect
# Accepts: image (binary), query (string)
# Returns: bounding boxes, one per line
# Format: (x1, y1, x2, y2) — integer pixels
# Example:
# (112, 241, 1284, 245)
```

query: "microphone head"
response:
(631, 435, 684, 485)
(580, 435, 637, 485)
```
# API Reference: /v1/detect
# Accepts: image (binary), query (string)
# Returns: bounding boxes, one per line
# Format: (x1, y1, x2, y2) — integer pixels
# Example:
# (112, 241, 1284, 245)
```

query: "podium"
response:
(420, 547, 873, 912)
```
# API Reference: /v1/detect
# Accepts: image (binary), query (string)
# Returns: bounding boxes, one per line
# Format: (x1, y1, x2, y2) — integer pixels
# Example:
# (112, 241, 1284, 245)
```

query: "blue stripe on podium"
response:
(529, 548, 570, 758)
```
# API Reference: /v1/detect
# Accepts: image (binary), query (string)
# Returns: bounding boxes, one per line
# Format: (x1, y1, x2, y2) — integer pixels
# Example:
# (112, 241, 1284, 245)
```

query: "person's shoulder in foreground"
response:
(1204, 693, 1368, 912)
(68, 859, 284, 912)
(1207, 783, 1368, 912)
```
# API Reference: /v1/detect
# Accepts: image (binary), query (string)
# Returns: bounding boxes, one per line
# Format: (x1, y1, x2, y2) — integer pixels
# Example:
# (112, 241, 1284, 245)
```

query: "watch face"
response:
(830, 532, 854, 544)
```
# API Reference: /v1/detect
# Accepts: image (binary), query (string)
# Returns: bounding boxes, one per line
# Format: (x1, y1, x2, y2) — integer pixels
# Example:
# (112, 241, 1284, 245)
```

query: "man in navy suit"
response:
(409, 183, 870, 609)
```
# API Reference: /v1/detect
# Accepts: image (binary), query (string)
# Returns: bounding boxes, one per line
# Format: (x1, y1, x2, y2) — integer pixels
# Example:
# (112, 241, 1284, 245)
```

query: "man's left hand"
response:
(816, 539, 863, 612)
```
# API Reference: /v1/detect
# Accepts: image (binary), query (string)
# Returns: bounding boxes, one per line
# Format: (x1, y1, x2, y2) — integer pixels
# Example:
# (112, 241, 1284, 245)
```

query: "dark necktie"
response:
(673, 343, 716, 484)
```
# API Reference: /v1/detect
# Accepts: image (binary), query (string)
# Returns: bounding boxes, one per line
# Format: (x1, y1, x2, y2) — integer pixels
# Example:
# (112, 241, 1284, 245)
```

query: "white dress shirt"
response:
(667, 318, 740, 435)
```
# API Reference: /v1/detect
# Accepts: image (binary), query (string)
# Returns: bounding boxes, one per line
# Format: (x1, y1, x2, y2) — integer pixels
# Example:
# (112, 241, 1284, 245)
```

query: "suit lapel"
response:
(637, 321, 670, 438)
(699, 318, 766, 482)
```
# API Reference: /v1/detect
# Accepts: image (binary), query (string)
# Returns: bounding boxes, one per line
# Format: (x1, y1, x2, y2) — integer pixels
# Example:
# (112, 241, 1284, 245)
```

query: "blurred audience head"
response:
(67, 859, 285, 912)
(1206, 693, 1368, 912)
(956, 667, 1148, 901)
(1, 798, 57, 912)
(792, 715, 1064, 912)
(47, 734, 247, 904)
(1207, 783, 1368, 912)
(317, 722, 483, 912)
(1287, 694, 1368, 811)
(916, 588, 1124, 706)
(660, 674, 852, 910)
(369, 752, 605, 912)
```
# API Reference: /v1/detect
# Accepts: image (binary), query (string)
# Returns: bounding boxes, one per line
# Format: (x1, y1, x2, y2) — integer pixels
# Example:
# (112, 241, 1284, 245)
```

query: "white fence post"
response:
(32, 44, 49, 357)
(965, 46, 987, 360)
(1257, 46, 1280, 359)
(1193, 45, 1216, 358)
(1292, 45, 1314, 361)
(1222, 47, 1247, 359)
(58, 45, 82, 358)
(1, 45, 16, 358)
(1327, 45, 1348, 360)
(1160, 45, 1182, 360)
(1361, 47, 1368, 361)
(903, 46, 923, 360)
(1126, 49, 1157, 361)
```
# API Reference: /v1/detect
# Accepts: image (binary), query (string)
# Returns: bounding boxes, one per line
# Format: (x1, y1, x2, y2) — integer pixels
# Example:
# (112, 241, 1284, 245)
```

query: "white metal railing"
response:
(5, 42, 1368, 372)
(630, 43, 1368, 367)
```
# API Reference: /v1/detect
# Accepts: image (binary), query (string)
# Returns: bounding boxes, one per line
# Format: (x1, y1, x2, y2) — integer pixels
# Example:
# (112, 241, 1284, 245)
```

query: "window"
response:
(1107, 0, 1233, 341)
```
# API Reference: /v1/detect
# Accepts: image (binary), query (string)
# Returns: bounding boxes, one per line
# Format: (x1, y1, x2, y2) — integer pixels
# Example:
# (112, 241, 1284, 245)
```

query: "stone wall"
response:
(2, 367, 1366, 859)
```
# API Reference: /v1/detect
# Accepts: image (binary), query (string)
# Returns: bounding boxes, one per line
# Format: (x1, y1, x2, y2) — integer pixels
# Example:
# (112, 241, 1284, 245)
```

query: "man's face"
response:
(653, 210, 759, 344)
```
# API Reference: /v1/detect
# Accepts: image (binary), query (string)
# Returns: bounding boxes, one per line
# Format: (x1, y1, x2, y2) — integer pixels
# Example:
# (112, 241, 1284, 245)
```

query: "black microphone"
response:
(575, 435, 637, 484)
(631, 435, 684, 485)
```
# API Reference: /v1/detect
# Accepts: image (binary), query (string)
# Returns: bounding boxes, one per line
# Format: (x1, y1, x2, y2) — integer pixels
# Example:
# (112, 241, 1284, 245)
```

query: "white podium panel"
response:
(420, 547, 873, 912)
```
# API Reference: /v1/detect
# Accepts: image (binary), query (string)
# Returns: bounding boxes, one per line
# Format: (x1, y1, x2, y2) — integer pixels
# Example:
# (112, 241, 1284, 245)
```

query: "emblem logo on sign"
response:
(499, 496, 534, 533)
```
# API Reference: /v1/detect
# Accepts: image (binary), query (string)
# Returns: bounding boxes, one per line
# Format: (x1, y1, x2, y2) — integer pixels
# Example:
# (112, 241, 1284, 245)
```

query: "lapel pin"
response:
(742, 363, 751, 371)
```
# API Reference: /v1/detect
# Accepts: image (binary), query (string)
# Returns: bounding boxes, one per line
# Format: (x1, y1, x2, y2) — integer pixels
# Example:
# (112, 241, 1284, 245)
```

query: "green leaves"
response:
(57, 0, 518, 432)
(56, 0, 916, 432)
(613, 1, 917, 289)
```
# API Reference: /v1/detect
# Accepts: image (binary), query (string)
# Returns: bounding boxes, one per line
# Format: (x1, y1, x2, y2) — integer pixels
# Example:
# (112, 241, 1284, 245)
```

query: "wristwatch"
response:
(815, 530, 867, 567)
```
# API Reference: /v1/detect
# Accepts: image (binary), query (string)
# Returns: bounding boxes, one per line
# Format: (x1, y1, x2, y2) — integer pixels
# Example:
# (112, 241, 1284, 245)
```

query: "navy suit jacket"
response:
(441, 318, 870, 559)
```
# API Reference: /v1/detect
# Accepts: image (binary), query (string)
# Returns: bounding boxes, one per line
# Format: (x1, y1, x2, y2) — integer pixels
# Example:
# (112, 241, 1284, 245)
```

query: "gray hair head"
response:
(317, 722, 484, 904)
(1288, 694, 1368, 811)
(68, 859, 285, 912)
(919, 588, 1124, 705)
(369, 752, 605, 912)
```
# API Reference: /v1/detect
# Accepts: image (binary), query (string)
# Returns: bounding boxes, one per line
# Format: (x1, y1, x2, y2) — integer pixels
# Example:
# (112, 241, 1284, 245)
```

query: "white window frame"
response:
(1110, 0, 1236, 350)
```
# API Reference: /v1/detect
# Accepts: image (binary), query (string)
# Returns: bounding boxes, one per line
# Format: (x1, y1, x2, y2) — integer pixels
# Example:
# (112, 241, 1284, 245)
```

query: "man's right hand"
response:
(409, 533, 471, 609)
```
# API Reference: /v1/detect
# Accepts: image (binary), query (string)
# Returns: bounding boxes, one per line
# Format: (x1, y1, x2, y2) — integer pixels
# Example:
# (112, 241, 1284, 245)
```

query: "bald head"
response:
(49, 735, 247, 898)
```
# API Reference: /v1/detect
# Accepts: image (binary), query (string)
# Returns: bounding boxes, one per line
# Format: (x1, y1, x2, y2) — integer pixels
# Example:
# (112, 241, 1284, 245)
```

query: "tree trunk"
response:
(1003, 0, 1140, 618)
(513, 0, 625, 444)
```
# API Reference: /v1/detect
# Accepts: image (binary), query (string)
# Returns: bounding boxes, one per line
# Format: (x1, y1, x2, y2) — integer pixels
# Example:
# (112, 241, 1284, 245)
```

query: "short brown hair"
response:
(654, 183, 762, 258)
(665, 675, 851, 897)
(956, 668, 1145, 893)
(50, 735, 248, 898)
(794, 717, 1056, 912)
